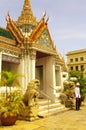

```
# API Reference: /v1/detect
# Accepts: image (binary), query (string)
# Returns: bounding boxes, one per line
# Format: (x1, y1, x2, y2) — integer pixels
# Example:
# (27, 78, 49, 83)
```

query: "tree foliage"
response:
(69, 70, 86, 98)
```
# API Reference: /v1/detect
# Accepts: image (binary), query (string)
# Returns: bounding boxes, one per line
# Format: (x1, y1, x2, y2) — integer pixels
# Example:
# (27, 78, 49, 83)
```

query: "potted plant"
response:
(0, 71, 24, 126)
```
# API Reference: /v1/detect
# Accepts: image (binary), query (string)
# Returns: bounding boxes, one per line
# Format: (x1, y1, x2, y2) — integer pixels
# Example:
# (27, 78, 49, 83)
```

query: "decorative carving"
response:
(30, 50, 36, 60)
(29, 17, 45, 41)
(0, 42, 20, 58)
(2, 55, 20, 64)
(30, 43, 56, 55)
(16, 0, 37, 26)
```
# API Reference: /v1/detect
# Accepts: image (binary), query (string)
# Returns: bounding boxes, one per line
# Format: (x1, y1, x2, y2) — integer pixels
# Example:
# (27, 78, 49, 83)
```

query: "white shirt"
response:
(75, 87, 81, 98)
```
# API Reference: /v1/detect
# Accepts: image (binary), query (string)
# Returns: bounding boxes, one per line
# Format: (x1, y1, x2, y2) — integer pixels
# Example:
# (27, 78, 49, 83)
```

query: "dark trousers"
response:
(76, 98, 81, 110)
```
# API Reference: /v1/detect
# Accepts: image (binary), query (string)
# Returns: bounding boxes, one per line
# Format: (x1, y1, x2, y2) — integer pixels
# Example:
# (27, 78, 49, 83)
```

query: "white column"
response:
(21, 57, 25, 92)
(52, 64, 56, 88)
(30, 50, 36, 80)
(52, 56, 56, 87)
(24, 54, 28, 90)
(31, 59, 35, 79)
(52, 56, 56, 95)
(60, 66, 63, 90)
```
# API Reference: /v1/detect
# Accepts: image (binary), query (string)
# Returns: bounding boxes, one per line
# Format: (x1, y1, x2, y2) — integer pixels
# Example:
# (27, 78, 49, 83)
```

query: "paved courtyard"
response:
(0, 102, 86, 130)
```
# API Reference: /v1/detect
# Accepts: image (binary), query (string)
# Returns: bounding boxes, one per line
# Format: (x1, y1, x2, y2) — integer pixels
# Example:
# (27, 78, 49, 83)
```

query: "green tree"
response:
(69, 70, 86, 98)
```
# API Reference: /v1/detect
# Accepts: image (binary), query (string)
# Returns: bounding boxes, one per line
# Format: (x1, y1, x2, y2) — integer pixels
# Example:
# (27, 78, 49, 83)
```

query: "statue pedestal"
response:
(18, 105, 39, 121)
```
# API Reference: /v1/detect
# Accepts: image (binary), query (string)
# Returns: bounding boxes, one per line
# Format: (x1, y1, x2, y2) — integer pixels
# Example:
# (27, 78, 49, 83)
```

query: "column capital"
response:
(30, 50, 36, 60)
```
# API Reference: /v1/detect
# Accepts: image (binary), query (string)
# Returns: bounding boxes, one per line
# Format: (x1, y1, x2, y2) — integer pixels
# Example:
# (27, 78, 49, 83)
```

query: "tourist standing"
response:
(75, 82, 81, 110)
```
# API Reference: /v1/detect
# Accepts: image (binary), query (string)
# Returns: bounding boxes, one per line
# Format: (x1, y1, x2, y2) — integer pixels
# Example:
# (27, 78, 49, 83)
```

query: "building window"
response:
(80, 57, 84, 61)
(81, 65, 84, 71)
(70, 59, 73, 62)
(75, 58, 78, 62)
(76, 66, 78, 71)
(70, 66, 73, 70)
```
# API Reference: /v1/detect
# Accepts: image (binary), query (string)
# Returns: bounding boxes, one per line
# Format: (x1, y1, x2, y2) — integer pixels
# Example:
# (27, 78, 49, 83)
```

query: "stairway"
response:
(38, 98, 65, 117)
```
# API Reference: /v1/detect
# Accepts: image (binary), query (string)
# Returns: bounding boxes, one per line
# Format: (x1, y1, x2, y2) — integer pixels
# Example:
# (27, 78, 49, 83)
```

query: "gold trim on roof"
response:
(29, 14, 56, 51)
(6, 13, 24, 44)
(0, 36, 16, 45)
(29, 43, 57, 55)
(29, 17, 45, 42)
(0, 42, 20, 54)
(16, 0, 37, 26)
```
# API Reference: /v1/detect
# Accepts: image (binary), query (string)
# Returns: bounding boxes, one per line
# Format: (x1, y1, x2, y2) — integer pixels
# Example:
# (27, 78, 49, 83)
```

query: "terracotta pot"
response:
(1, 114, 17, 126)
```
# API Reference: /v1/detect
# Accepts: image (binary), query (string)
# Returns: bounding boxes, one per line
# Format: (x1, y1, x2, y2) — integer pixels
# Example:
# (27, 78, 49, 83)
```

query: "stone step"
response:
(38, 98, 65, 117)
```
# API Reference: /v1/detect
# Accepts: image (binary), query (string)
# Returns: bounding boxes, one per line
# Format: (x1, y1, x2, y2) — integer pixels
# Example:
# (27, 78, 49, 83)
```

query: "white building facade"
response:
(0, 0, 64, 102)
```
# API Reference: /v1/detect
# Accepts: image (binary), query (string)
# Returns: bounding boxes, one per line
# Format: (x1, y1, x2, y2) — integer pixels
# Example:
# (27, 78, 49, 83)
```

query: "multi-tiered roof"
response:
(0, 0, 64, 65)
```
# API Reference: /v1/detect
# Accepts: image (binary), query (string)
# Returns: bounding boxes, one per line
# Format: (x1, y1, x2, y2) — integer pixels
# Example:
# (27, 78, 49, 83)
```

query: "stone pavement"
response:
(0, 102, 86, 130)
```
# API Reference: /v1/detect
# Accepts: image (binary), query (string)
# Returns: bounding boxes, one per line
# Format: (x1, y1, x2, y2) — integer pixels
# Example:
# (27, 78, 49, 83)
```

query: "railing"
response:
(38, 89, 54, 102)
(49, 85, 61, 92)
(38, 90, 50, 113)
(38, 89, 55, 113)
(38, 85, 61, 112)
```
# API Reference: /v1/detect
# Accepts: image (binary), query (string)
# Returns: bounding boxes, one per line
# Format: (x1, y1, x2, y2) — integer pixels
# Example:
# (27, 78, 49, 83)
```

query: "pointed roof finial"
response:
(16, 0, 37, 26)
(24, 0, 30, 7)
(43, 11, 46, 18)
(45, 16, 49, 24)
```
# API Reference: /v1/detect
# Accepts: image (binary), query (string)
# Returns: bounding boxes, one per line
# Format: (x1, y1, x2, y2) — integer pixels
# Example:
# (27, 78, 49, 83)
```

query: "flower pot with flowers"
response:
(0, 71, 25, 126)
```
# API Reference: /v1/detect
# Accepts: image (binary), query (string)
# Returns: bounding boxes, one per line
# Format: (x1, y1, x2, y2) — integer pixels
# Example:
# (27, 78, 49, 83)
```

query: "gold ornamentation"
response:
(0, 36, 16, 45)
(30, 43, 57, 55)
(0, 40, 20, 56)
(6, 13, 24, 44)
(30, 50, 36, 60)
(30, 17, 45, 41)
(16, 0, 37, 26)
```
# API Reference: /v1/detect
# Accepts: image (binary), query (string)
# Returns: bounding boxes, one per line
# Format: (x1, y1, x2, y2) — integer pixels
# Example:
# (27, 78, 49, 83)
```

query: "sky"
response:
(0, 0, 86, 59)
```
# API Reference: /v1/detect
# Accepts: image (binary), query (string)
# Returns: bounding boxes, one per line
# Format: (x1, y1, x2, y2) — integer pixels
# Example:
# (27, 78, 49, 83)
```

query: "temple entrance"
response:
(35, 51, 56, 100)
(35, 51, 50, 97)
(35, 65, 43, 90)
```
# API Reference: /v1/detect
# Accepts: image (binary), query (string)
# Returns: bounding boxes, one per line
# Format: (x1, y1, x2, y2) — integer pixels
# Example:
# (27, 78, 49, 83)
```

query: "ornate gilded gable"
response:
(29, 16, 45, 41)
(29, 14, 55, 50)
(36, 28, 53, 49)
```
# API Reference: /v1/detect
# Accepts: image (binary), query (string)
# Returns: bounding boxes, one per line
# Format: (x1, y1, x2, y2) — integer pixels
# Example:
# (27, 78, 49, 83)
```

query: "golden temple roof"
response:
(6, 13, 24, 44)
(29, 14, 56, 51)
(16, 0, 37, 26)
(29, 16, 45, 42)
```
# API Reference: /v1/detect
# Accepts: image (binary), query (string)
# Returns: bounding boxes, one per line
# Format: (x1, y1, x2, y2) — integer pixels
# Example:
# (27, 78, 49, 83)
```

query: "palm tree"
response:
(0, 71, 22, 100)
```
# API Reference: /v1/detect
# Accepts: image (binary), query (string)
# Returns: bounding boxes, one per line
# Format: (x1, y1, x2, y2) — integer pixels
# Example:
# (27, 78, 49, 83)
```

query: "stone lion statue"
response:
(23, 79, 40, 107)
(19, 79, 40, 121)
